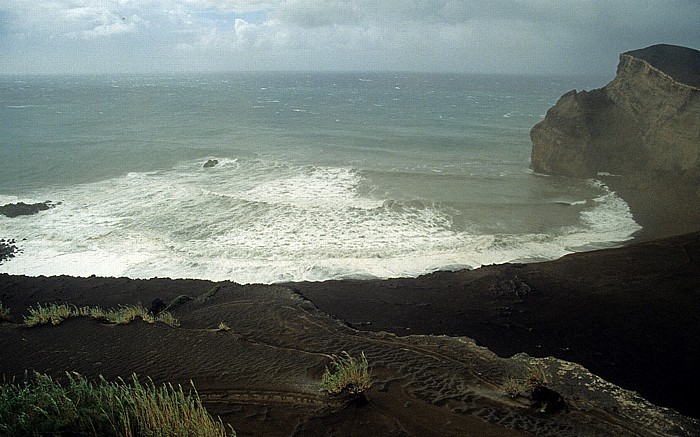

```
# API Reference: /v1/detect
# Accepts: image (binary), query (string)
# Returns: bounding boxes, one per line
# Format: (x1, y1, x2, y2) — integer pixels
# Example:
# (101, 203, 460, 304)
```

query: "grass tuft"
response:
(23, 303, 73, 327)
(320, 351, 372, 395)
(502, 365, 550, 399)
(502, 376, 529, 399)
(156, 311, 181, 328)
(526, 365, 548, 389)
(0, 302, 10, 323)
(103, 304, 149, 325)
(0, 372, 235, 436)
(23, 303, 180, 328)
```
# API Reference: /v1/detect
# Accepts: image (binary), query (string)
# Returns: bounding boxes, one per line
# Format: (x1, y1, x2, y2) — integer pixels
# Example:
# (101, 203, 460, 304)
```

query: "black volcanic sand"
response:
(1, 235, 699, 436)
(602, 175, 700, 242)
(292, 232, 700, 421)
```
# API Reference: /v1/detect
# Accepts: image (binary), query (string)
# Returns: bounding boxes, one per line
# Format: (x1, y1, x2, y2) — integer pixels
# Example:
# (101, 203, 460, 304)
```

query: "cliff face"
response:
(530, 44, 700, 182)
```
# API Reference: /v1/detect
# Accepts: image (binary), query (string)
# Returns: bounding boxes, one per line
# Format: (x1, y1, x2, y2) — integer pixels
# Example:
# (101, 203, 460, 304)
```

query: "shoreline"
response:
(602, 174, 700, 243)
(0, 167, 660, 283)
(290, 231, 700, 419)
(1, 232, 699, 419)
(1, 180, 699, 433)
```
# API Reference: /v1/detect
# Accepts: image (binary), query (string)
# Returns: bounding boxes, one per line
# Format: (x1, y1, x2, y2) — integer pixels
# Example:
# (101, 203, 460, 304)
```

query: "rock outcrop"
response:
(530, 44, 700, 184)
(0, 201, 55, 218)
(203, 159, 219, 168)
(0, 239, 21, 263)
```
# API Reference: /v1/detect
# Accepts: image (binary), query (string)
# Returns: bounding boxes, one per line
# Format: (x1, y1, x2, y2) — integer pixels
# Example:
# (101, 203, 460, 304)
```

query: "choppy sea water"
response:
(0, 73, 640, 283)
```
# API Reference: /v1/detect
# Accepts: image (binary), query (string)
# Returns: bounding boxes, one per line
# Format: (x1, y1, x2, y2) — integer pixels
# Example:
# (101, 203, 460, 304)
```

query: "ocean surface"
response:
(0, 72, 640, 283)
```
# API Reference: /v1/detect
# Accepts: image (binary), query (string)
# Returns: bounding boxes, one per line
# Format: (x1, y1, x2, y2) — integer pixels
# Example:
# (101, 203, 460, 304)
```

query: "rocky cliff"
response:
(530, 44, 700, 183)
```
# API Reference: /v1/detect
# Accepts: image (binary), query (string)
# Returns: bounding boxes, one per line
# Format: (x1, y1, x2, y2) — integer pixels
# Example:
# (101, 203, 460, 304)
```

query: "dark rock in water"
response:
(531, 386, 567, 413)
(0, 201, 55, 218)
(530, 44, 700, 183)
(0, 239, 21, 263)
(203, 159, 219, 168)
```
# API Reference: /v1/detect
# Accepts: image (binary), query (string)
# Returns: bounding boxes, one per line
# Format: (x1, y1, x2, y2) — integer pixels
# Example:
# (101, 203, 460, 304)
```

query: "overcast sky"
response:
(1, 0, 699, 75)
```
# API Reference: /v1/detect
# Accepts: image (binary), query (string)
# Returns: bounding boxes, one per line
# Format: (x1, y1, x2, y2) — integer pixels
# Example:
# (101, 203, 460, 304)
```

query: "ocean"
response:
(0, 72, 640, 283)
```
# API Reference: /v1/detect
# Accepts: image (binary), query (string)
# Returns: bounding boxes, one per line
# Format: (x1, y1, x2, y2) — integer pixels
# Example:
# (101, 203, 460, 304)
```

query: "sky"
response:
(1, 0, 699, 75)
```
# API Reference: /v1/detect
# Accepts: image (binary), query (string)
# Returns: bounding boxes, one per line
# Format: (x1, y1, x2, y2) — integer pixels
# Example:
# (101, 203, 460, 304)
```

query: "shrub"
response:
(320, 352, 372, 395)
(0, 372, 235, 436)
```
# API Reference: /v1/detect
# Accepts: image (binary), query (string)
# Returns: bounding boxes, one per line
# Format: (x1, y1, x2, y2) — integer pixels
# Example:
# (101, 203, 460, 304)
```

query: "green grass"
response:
(0, 372, 234, 436)
(23, 303, 180, 328)
(154, 310, 181, 328)
(320, 352, 372, 395)
(24, 302, 72, 326)
(0, 301, 11, 323)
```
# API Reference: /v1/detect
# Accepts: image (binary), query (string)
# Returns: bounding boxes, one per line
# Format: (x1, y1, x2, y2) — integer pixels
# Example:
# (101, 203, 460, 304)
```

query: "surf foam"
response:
(0, 159, 640, 283)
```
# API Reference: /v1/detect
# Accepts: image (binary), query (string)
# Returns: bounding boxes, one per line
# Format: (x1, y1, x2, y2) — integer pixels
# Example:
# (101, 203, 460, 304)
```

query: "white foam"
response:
(0, 161, 641, 283)
(236, 167, 382, 210)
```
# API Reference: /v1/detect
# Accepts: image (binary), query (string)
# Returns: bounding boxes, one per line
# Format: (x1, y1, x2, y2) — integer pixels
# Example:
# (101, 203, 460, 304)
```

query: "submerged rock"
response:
(0, 201, 55, 218)
(0, 238, 21, 263)
(203, 159, 219, 168)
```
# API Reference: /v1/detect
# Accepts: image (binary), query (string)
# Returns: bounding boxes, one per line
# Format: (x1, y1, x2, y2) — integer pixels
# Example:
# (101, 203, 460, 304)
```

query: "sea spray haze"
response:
(0, 73, 640, 283)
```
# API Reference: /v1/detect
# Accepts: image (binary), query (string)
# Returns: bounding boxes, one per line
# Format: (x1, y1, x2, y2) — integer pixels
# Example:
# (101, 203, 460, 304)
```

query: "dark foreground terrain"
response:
(1, 232, 699, 436)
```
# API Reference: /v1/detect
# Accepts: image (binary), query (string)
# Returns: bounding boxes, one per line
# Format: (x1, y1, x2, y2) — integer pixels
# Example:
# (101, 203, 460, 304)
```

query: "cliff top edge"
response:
(624, 44, 700, 88)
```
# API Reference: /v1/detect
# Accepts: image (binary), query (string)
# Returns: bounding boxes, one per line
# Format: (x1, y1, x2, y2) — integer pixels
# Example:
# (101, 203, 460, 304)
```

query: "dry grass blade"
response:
(0, 372, 235, 436)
